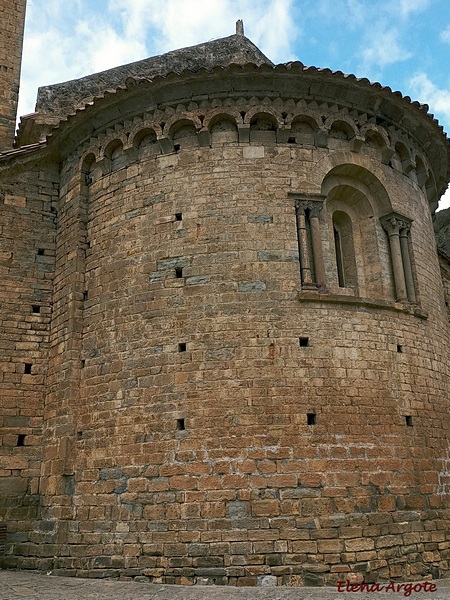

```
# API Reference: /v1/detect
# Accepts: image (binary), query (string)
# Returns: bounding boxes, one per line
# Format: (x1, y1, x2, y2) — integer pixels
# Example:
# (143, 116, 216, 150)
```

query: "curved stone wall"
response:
(18, 76, 450, 585)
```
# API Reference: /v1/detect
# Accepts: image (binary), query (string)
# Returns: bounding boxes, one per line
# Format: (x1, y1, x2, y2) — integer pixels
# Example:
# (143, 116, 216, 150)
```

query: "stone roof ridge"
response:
(35, 33, 273, 117)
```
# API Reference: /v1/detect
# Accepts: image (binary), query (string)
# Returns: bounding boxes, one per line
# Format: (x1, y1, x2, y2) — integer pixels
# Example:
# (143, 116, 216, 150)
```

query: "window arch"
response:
(322, 165, 393, 300)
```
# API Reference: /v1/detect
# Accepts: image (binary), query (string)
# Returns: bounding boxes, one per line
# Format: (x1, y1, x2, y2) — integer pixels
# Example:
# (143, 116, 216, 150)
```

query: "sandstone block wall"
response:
(0, 151, 57, 552)
(0, 56, 449, 587)
(0, 0, 26, 150)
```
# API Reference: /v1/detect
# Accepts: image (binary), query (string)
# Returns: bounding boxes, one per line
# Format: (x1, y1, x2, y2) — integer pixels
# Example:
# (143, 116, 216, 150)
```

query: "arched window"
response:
(322, 165, 393, 301)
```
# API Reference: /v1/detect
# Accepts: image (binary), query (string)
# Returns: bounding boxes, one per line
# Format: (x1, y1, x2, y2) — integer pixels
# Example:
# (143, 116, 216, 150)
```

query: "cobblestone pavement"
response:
(1, 571, 449, 600)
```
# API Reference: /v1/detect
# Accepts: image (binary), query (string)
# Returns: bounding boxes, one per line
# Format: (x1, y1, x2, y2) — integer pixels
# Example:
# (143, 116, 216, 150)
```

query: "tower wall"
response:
(1, 67, 449, 585)
(0, 0, 27, 151)
(10, 74, 449, 585)
(0, 151, 57, 558)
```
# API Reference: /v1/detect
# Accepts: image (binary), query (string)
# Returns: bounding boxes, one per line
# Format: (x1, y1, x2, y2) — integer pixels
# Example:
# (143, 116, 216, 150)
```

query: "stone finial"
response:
(236, 20, 244, 35)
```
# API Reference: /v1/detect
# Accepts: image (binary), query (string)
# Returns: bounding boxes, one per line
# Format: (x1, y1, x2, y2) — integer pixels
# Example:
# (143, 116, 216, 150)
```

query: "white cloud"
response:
(441, 24, 450, 44)
(409, 72, 450, 124)
(398, 0, 431, 19)
(19, 0, 148, 118)
(361, 27, 412, 71)
(438, 187, 450, 211)
(109, 0, 299, 63)
(18, 0, 299, 121)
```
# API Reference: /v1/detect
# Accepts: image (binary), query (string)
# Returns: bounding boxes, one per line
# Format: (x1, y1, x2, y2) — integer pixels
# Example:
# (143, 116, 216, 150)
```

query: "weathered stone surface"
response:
(1, 11, 450, 589)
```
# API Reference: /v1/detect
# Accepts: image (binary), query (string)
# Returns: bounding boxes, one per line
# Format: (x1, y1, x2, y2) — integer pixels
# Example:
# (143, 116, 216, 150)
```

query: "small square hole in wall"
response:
(17, 434, 26, 447)
(174, 144, 181, 153)
(307, 413, 316, 425)
(175, 267, 183, 279)
(37, 248, 45, 256)
(405, 415, 413, 427)
(77, 431, 83, 441)
(32, 305, 41, 313)
(24, 363, 32, 374)
(80, 359, 85, 369)
(287, 137, 296, 144)
(178, 342, 187, 352)
(397, 344, 403, 353)
(175, 212, 182, 221)
(176, 418, 185, 431)
(299, 337, 309, 347)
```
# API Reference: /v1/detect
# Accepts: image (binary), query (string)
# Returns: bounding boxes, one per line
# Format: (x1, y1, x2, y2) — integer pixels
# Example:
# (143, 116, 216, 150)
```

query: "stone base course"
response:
(1, 571, 450, 600)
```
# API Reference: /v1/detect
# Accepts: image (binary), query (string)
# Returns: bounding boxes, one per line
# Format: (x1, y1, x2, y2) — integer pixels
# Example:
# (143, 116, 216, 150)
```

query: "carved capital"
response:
(380, 212, 412, 236)
(290, 193, 326, 218)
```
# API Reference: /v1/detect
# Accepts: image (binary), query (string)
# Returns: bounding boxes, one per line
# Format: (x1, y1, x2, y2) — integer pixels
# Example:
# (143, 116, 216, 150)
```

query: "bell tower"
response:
(0, 0, 27, 151)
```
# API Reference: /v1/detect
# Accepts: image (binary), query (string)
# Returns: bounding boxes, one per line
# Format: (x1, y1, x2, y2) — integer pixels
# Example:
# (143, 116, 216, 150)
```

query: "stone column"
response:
(291, 193, 326, 289)
(295, 203, 313, 285)
(309, 203, 326, 288)
(399, 224, 416, 303)
(381, 214, 409, 302)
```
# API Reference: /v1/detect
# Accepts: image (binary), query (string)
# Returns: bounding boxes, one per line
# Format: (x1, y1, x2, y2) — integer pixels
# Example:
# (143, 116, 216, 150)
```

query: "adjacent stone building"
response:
(1, 4, 450, 587)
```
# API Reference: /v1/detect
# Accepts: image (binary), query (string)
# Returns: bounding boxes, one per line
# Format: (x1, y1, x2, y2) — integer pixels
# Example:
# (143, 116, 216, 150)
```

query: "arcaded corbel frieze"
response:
(381, 146, 395, 165)
(94, 157, 109, 177)
(238, 124, 250, 143)
(351, 135, 365, 153)
(403, 159, 416, 176)
(276, 126, 291, 144)
(315, 128, 328, 148)
(197, 128, 211, 147)
(157, 135, 175, 155)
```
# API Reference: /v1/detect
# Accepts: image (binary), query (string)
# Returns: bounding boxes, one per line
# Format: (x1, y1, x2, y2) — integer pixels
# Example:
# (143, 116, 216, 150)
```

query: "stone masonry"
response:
(0, 0, 26, 152)
(1, 7, 450, 589)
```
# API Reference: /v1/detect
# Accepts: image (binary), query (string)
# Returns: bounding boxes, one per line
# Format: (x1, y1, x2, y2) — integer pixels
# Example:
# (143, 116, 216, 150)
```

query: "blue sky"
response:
(19, 0, 450, 209)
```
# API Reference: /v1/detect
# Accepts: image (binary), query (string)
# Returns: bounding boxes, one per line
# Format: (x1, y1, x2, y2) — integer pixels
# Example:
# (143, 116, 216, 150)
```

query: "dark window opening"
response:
(17, 434, 26, 447)
(299, 337, 309, 347)
(333, 211, 357, 290)
(334, 227, 345, 287)
(405, 415, 413, 427)
(80, 359, 85, 369)
(397, 344, 403, 353)
(83, 290, 88, 301)
(178, 342, 187, 352)
(174, 144, 181, 153)
(24, 363, 32, 374)
(175, 212, 182, 221)
(77, 431, 83, 440)
(175, 267, 183, 279)
(32, 305, 41, 313)
(176, 418, 185, 431)
(307, 413, 316, 425)
(37, 248, 45, 256)
(287, 136, 296, 144)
